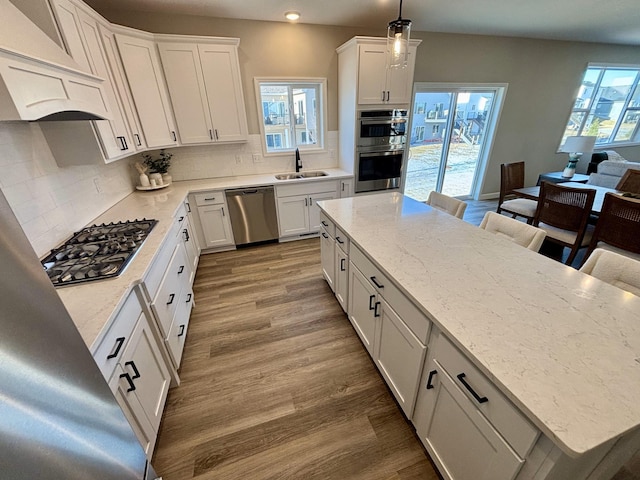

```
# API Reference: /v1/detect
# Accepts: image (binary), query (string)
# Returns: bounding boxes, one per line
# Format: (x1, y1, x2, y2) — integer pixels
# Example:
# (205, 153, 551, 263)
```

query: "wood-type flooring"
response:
(152, 239, 441, 480)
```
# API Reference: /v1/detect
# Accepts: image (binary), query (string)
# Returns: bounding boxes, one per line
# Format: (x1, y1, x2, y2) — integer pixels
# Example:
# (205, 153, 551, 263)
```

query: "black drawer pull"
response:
(120, 373, 136, 392)
(106, 336, 125, 359)
(340, 258, 346, 271)
(167, 293, 175, 305)
(374, 301, 381, 318)
(186, 293, 192, 303)
(177, 265, 185, 274)
(322, 232, 329, 239)
(185, 201, 191, 213)
(178, 216, 185, 222)
(457, 373, 488, 404)
(125, 360, 140, 380)
(321, 220, 328, 227)
(426, 369, 437, 389)
(369, 294, 376, 310)
(204, 197, 216, 201)
(171, 130, 177, 141)
(370, 276, 384, 289)
(178, 324, 185, 337)
(183, 228, 190, 241)
(134, 133, 142, 146)
(336, 237, 344, 244)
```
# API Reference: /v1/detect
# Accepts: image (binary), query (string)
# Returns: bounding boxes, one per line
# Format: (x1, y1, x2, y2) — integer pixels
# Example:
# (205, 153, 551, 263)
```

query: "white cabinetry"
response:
(114, 27, 178, 148)
(157, 37, 248, 145)
(276, 180, 339, 239)
(192, 191, 234, 249)
(347, 244, 429, 417)
(339, 178, 354, 198)
(320, 212, 350, 311)
(93, 288, 170, 459)
(412, 329, 539, 480)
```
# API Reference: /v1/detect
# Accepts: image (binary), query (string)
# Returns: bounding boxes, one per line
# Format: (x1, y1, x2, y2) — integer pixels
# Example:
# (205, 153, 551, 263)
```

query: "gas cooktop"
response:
(42, 219, 157, 287)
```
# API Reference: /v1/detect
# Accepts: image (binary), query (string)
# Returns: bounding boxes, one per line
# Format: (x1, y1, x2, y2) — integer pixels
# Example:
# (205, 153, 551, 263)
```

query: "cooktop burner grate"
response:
(41, 219, 158, 287)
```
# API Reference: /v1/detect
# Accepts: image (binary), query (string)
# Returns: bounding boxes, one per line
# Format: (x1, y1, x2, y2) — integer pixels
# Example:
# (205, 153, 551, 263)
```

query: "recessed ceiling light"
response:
(285, 11, 300, 21)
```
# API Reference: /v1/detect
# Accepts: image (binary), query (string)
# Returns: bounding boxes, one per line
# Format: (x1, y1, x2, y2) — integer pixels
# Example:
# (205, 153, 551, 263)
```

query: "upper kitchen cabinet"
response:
(113, 26, 178, 149)
(46, 0, 144, 163)
(337, 36, 420, 106)
(156, 36, 248, 145)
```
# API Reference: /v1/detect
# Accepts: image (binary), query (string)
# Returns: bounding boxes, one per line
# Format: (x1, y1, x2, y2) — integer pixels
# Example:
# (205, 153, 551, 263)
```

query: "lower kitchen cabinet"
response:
(191, 191, 234, 249)
(320, 228, 335, 291)
(347, 265, 378, 355)
(333, 227, 349, 311)
(412, 329, 539, 480)
(276, 180, 339, 239)
(108, 306, 170, 459)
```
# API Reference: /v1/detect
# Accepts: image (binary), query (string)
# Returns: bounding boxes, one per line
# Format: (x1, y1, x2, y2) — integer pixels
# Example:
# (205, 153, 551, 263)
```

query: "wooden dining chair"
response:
(533, 182, 596, 265)
(479, 211, 546, 251)
(582, 193, 640, 264)
(497, 162, 537, 224)
(615, 168, 640, 194)
(426, 191, 467, 219)
(580, 248, 640, 297)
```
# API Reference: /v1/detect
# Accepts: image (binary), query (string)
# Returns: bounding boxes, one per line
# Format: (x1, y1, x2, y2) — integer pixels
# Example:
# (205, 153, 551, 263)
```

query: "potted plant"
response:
(142, 149, 173, 185)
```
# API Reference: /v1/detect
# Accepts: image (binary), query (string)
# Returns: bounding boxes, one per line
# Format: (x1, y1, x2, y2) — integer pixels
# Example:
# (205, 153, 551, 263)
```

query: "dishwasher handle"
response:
(225, 186, 274, 196)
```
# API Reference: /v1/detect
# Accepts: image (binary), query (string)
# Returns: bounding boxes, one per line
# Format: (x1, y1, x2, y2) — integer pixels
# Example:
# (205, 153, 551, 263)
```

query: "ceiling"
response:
(85, 0, 640, 46)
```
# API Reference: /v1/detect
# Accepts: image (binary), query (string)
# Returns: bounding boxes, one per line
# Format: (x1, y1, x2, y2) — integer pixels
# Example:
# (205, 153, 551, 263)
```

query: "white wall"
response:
(0, 122, 134, 256)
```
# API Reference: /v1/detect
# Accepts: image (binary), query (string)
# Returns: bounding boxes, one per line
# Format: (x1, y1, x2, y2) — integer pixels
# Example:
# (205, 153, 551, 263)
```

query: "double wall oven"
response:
(356, 109, 408, 194)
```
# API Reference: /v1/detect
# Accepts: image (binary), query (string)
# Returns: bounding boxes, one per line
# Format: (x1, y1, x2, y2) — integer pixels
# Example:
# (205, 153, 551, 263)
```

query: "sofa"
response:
(586, 151, 640, 188)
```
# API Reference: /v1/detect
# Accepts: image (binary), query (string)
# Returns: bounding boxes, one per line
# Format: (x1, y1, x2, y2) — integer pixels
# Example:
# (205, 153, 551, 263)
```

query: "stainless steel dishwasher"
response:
(225, 186, 279, 245)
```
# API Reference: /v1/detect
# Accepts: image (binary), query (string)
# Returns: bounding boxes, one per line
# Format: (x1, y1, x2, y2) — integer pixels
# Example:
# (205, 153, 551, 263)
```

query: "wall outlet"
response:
(235, 154, 242, 165)
(252, 154, 263, 163)
(93, 178, 103, 193)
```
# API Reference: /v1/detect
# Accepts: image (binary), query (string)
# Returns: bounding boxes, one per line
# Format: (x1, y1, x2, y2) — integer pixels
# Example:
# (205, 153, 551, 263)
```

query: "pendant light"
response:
(387, 0, 412, 69)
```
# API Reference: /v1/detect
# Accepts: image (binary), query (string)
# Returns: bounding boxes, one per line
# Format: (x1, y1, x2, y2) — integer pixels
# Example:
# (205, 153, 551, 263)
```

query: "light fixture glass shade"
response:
(560, 136, 596, 178)
(387, 18, 411, 69)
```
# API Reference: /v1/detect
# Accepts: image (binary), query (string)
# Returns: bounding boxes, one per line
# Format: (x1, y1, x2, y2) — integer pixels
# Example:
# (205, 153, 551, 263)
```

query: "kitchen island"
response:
(318, 192, 640, 480)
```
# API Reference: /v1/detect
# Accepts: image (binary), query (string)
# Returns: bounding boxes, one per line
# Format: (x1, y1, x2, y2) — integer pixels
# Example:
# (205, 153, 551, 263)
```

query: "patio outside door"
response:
(405, 85, 505, 201)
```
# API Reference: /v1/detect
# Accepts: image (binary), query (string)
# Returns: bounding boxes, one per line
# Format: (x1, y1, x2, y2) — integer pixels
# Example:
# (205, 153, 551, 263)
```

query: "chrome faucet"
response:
(295, 148, 302, 172)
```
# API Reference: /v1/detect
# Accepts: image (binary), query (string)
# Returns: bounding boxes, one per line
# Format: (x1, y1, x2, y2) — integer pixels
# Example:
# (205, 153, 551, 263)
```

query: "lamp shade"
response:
(560, 136, 597, 154)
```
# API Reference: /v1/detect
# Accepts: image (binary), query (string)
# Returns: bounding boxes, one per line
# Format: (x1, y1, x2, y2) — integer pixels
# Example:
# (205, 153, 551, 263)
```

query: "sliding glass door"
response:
(405, 85, 506, 201)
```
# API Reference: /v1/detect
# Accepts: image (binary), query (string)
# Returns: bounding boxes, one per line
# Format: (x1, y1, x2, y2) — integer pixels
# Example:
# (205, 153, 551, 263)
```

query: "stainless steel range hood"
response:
(0, 0, 110, 122)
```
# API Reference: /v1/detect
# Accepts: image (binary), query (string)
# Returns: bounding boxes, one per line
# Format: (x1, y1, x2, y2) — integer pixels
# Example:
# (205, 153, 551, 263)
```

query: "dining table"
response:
(512, 181, 620, 215)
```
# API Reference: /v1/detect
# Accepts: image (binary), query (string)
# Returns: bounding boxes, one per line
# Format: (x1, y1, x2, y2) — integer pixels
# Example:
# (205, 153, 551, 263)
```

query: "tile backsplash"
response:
(0, 123, 339, 257)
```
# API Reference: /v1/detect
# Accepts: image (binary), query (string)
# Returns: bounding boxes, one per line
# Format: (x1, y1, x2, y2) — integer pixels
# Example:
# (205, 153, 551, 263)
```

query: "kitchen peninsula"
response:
(318, 192, 640, 480)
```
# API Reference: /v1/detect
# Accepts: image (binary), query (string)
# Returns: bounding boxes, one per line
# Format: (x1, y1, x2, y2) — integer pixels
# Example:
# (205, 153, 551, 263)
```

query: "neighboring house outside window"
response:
(561, 64, 640, 148)
(255, 78, 327, 154)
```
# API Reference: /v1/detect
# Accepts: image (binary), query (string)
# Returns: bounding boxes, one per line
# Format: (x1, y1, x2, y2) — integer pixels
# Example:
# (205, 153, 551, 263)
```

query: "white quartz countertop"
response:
(317, 192, 640, 458)
(56, 169, 351, 349)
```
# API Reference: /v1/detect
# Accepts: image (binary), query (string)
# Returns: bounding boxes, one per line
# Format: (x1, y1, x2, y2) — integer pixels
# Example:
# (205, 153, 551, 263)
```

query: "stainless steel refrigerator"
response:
(0, 188, 157, 479)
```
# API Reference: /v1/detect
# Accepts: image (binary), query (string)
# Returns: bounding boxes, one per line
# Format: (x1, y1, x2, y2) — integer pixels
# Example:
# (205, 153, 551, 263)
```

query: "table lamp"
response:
(560, 136, 597, 178)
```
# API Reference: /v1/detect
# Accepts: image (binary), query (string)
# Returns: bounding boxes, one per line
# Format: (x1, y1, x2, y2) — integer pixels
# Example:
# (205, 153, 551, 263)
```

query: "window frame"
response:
(254, 77, 327, 156)
(561, 63, 640, 149)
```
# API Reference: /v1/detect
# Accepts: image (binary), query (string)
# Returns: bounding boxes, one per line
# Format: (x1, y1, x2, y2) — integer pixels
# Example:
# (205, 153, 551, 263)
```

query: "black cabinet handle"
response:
(186, 293, 192, 303)
(134, 133, 142, 146)
(321, 220, 328, 227)
(125, 360, 140, 380)
(167, 293, 175, 305)
(204, 197, 216, 201)
(370, 276, 384, 289)
(171, 131, 177, 141)
(340, 258, 345, 271)
(457, 373, 488, 404)
(209, 129, 213, 140)
(214, 129, 219, 140)
(381, 90, 385, 102)
(426, 369, 437, 389)
(120, 372, 136, 392)
(322, 232, 329, 239)
(369, 294, 376, 310)
(336, 237, 344, 244)
(185, 201, 191, 213)
(106, 336, 125, 359)
(178, 325, 185, 337)
(183, 228, 190, 241)
(177, 265, 184, 274)
(221, 207, 225, 217)
(374, 301, 381, 317)
(305, 197, 308, 207)
(178, 215, 185, 223)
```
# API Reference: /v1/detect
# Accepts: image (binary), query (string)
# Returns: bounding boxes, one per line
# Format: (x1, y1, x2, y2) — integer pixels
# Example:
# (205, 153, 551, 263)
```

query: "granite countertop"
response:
(56, 169, 351, 349)
(317, 192, 640, 458)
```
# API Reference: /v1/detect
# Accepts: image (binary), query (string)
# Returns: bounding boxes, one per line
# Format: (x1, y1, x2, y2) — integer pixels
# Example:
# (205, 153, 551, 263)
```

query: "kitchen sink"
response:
(274, 171, 327, 180)
(275, 173, 302, 180)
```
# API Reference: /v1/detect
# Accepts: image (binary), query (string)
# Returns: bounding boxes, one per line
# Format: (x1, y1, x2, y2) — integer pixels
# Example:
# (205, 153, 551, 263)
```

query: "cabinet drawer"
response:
(166, 287, 193, 368)
(350, 244, 389, 295)
(382, 281, 430, 344)
(92, 289, 141, 382)
(174, 202, 188, 235)
(152, 244, 188, 337)
(334, 226, 349, 255)
(193, 191, 225, 206)
(144, 234, 177, 302)
(319, 211, 335, 238)
(432, 333, 539, 457)
(276, 180, 339, 198)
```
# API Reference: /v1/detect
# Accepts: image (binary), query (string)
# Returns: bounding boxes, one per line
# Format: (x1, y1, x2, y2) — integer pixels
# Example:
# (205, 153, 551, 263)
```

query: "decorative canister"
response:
(149, 172, 163, 186)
